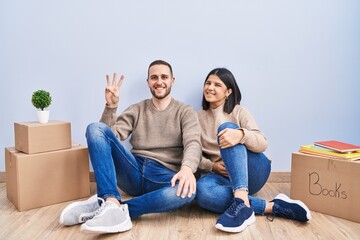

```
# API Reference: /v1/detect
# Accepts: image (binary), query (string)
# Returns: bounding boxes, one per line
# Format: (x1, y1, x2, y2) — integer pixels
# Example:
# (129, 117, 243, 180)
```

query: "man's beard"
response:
(150, 86, 172, 100)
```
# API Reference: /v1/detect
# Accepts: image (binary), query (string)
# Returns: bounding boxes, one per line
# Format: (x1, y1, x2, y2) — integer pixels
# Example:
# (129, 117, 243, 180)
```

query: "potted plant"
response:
(31, 90, 52, 123)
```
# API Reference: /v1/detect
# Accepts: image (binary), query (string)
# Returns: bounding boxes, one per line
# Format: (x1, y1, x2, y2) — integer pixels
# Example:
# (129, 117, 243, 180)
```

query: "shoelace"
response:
(266, 214, 275, 222)
(226, 200, 243, 216)
(80, 197, 105, 222)
(91, 199, 112, 218)
(266, 203, 294, 222)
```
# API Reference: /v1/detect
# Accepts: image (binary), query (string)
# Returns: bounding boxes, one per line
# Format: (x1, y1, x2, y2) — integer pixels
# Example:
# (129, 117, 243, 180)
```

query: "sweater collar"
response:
(148, 97, 174, 113)
(210, 102, 225, 114)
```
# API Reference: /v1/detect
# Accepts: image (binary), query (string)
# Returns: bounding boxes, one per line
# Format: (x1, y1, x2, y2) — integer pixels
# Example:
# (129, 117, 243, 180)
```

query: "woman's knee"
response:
(196, 178, 208, 199)
(217, 122, 239, 134)
(196, 175, 219, 202)
(196, 180, 211, 208)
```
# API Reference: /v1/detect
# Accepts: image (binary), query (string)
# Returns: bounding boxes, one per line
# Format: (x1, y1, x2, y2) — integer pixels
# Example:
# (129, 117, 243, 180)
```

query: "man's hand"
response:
(218, 128, 243, 149)
(105, 73, 124, 108)
(170, 166, 196, 198)
(212, 162, 228, 177)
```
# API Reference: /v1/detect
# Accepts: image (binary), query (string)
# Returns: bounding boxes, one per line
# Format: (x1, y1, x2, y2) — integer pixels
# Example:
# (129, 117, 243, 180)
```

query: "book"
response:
(314, 140, 360, 153)
(299, 144, 360, 161)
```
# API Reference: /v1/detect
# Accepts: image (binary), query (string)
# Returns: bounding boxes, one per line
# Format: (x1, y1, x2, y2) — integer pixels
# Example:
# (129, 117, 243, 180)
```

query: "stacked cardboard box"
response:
(290, 152, 360, 223)
(5, 121, 90, 211)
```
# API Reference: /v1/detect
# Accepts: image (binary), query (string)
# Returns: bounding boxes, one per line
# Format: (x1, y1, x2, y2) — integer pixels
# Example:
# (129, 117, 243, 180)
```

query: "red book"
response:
(314, 140, 360, 153)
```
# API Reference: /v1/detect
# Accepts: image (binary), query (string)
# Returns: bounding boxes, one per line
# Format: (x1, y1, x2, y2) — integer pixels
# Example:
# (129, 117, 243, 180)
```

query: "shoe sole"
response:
(80, 218, 133, 233)
(59, 195, 98, 225)
(274, 193, 312, 221)
(215, 212, 256, 233)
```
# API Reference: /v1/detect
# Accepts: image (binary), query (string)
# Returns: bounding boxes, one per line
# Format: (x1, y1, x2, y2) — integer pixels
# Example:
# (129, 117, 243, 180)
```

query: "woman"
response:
(196, 68, 311, 233)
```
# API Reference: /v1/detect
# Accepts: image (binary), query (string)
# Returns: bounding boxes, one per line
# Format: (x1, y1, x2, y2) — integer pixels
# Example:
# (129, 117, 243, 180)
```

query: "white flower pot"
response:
(37, 110, 50, 124)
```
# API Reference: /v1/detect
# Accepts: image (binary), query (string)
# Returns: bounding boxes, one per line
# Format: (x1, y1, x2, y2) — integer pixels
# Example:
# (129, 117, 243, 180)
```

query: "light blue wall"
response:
(1, 0, 360, 171)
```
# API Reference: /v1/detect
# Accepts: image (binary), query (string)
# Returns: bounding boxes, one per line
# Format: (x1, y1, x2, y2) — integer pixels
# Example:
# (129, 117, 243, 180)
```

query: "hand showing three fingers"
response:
(105, 73, 124, 108)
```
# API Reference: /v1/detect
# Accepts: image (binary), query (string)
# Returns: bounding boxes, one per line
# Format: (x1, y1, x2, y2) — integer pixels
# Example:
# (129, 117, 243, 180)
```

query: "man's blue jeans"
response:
(196, 122, 271, 214)
(86, 122, 194, 218)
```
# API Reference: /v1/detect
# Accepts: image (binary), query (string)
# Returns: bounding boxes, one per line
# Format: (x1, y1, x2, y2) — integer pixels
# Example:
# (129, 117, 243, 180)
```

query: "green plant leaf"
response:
(31, 90, 52, 111)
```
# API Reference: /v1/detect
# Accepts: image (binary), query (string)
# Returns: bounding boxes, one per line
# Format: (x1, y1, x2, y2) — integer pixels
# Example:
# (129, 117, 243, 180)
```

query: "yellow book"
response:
(299, 144, 360, 161)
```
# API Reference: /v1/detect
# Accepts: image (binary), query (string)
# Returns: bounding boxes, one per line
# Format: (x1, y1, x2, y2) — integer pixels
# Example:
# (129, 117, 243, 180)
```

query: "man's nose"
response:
(155, 78, 164, 85)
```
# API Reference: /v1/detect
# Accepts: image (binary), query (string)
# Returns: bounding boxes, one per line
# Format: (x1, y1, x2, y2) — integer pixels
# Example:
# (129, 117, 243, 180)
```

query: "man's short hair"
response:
(148, 60, 173, 77)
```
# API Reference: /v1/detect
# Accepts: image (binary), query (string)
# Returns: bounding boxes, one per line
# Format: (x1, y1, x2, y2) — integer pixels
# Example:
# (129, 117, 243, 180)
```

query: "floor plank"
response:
(1, 182, 360, 240)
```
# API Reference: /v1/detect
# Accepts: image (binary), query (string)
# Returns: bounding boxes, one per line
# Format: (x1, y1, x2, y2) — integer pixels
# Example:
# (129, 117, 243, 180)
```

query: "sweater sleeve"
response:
(180, 106, 202, 173)
(100, 105, 117, 132)
(237, 107, 268, 153)
(198, 156, 214, 172)
(100, 105, 136, 141)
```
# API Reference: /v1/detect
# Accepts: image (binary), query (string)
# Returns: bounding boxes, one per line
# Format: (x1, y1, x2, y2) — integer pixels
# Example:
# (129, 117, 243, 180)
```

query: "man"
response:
(59, 60, 202, 234)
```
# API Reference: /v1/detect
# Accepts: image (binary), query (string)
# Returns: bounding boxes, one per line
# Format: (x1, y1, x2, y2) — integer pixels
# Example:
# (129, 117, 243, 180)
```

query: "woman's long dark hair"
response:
(201, 68, 242, 114)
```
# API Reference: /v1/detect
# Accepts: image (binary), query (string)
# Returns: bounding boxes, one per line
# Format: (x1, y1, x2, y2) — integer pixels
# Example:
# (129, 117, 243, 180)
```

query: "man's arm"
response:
(170, 106, 202, 198)
(179, 106, 202, 172)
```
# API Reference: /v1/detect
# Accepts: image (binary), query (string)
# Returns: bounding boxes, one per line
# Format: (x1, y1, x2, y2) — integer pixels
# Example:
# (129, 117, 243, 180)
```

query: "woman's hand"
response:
(218, 128, 244, 149)
(105, 73, 124, 108)
(212, 162, 228, 177)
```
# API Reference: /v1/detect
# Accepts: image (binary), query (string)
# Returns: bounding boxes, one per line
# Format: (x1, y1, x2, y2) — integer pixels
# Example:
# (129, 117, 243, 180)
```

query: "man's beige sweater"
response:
(100, 98, 202, 173)
(198, 104, 268, 172)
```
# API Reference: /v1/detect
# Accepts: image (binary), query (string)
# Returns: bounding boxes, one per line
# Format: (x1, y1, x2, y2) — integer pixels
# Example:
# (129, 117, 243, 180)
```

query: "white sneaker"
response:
(80, 201, 132, 234)
(59, 195, 101, 226)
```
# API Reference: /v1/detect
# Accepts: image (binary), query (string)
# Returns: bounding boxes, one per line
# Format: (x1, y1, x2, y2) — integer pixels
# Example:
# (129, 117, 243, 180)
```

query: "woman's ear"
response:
(227, 88, 233, 96)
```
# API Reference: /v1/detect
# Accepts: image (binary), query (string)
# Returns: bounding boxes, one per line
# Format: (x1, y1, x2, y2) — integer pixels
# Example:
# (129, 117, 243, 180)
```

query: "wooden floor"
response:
(1, 182, 360, 240)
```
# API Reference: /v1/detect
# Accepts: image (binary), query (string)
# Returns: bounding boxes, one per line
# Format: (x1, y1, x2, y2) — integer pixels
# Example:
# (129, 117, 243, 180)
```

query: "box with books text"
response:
(290, 152, 360, 223)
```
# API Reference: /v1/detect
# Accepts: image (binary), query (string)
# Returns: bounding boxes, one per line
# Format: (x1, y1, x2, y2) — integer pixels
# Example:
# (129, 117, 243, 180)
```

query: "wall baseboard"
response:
(268, 171, 291, 183)
(0, 171, 291, 183)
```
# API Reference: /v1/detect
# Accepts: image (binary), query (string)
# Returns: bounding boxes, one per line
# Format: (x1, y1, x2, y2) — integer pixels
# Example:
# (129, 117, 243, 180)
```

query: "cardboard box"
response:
(14, 121, 71, 154)
(5, 145, 90, 211)
(290, 152, 360, 223)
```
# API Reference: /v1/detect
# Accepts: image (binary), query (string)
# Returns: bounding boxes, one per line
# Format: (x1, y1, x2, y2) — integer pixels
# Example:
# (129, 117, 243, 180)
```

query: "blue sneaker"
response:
(215, 198, 255, 233)
(271, 194, 312, 222)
